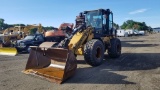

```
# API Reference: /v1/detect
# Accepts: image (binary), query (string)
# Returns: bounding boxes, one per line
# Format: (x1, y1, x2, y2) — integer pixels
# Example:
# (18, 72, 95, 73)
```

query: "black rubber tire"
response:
(16, 48, 22, 52)
(108, 38, 121, 58)
(26, 46, 31, 53)
(84, 39, 104, 66)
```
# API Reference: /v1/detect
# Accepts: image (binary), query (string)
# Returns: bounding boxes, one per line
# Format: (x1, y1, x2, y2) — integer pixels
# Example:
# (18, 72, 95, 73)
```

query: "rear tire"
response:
(84, 39, 104, 66)
(108, 38, 121, 58)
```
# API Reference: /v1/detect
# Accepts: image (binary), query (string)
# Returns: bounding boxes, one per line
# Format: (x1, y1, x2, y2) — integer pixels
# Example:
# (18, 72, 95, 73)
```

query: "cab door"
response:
(102, 11, 113, 36)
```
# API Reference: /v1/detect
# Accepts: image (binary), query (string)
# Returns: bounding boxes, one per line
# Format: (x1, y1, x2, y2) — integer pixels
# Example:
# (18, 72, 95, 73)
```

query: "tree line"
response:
(118, 20, 152, 31)
(1, 18, 153, 32)
(0, 18, 57, 31)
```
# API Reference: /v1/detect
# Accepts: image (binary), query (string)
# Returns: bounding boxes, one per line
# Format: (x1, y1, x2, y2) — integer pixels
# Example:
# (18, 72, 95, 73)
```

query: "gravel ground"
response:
(0, 33, 160, 90)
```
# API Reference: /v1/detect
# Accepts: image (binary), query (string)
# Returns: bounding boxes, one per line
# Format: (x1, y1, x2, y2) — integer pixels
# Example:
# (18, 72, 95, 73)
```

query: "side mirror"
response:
(35, 38, 39, 41)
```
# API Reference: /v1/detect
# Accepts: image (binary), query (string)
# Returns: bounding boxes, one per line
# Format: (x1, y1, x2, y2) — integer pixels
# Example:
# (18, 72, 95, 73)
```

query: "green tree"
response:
(13, 24, 25, 26)
(133, 23, 139, 29)
(43, 26, 58, 31)
(0, 18, 4, 30)
(113, 22, 119, 29)
(121, 22, 127, 29)
(121, 20, 151, 31)
(30, 28, 37, 34)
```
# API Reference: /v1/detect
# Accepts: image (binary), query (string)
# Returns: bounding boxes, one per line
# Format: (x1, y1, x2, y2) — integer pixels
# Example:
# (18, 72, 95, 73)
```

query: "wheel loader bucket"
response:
(22, 46, 77, 84)
(0, 47, 18, 56)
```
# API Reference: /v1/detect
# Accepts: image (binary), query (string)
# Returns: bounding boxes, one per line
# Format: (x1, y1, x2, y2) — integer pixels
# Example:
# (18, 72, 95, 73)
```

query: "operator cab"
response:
(84, 9, 115, 37)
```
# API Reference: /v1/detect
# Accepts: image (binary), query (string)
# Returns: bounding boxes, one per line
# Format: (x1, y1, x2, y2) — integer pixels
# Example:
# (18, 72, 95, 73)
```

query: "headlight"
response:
(20, 43, 25, 46)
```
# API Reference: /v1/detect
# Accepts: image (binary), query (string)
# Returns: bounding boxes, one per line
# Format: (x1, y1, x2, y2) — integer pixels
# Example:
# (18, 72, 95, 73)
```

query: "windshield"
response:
(85, 11, 102, 28)
(24, 35, 35, 40)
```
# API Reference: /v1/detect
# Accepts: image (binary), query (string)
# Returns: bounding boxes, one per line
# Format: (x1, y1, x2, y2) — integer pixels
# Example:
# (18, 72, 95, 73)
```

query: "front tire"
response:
(26, 46, 31, 53)
(84, 39, 104, 66)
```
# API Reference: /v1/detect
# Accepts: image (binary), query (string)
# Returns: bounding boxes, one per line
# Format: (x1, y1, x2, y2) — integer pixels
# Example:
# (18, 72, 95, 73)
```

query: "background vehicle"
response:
(139, 30, 145, 35)
(133, 29, 140, 36)
(15, 34, 44, 53)
(125, 29, 134, 36)
(125, 29, 142, 36)
(23, 9, 121, 84)
(45, 23, 74, 42)
(117, 29, 128, 37)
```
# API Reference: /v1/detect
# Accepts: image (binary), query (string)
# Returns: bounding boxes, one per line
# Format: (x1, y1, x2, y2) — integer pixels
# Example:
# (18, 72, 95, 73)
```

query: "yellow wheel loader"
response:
(23, 9, 121, 83)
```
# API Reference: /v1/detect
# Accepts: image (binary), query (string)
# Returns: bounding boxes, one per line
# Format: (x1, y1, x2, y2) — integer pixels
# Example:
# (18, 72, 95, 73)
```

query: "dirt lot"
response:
(0, 33, 160, 90)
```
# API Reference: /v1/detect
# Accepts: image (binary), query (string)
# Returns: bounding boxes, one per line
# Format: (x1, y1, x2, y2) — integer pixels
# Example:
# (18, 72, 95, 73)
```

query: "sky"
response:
(0, 0, 160, 28)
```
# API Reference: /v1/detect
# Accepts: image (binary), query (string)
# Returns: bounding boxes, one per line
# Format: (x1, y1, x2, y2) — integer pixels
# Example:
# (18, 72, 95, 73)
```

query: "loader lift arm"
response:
(68, 26, 93, 54)
(57, 22, 94, 55)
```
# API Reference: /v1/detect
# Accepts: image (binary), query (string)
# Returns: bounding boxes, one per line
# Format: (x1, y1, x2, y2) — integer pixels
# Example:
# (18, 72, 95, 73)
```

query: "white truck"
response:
(125, 29, 134, 36)
(117, 29, 128, 37)
(138, 30, 145, 35)
(125, 29, 141, 36)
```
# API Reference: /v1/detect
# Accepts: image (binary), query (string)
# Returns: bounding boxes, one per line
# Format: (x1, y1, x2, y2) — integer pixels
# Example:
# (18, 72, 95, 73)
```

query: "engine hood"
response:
(17, 39, 33, 44)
